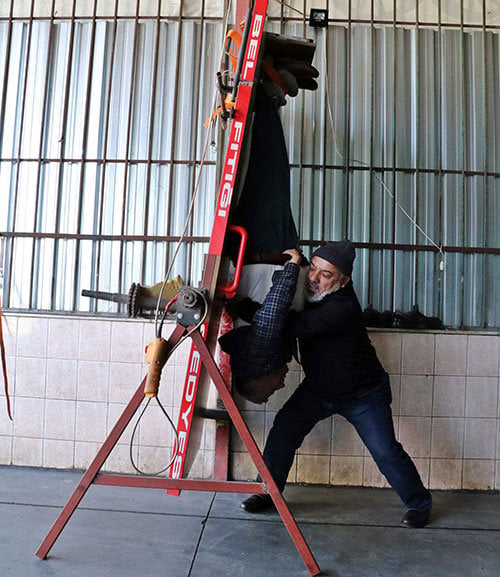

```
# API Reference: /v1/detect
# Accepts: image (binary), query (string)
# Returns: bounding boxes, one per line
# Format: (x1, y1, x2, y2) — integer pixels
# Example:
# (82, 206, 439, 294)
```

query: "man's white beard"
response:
(305, 281, 342, 303)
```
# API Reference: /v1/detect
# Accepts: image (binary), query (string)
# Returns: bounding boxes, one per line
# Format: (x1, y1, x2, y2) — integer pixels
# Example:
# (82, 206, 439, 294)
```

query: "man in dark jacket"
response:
(241, 239, 432, 528)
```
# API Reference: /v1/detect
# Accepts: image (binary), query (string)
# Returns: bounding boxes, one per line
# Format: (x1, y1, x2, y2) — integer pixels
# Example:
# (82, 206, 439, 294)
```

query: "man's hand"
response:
(282, 248, 302, 265)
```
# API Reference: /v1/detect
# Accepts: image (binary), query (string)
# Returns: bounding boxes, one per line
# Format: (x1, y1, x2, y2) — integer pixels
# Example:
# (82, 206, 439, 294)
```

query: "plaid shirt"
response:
(219, 262, 299, 380)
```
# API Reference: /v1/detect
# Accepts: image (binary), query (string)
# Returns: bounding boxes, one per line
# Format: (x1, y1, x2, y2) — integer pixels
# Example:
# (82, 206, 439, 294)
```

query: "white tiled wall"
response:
(233, 328, 500, 491)
(0, 314, 216, 479)
(1, 313, 499, 491)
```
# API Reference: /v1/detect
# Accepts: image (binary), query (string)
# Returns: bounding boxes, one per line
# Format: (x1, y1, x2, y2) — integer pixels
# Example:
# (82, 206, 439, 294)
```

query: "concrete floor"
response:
(1, 466, 499, 577)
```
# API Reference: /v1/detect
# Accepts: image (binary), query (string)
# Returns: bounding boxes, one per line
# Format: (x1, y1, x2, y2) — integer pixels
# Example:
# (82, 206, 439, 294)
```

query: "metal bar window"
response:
(0, 1, 222, 315)
(275, 3, 499, 329)
(0, 1, 499, 329)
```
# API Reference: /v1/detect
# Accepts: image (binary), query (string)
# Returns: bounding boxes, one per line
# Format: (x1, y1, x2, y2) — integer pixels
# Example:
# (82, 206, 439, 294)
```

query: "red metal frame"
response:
(35, 323, 320, 576)
(36, 1, 321, 574)
(169, 0, 268, 488)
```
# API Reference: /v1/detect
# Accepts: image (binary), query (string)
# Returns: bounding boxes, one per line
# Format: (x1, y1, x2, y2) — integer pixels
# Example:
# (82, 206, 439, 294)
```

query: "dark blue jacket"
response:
(286, 281, 385, 401)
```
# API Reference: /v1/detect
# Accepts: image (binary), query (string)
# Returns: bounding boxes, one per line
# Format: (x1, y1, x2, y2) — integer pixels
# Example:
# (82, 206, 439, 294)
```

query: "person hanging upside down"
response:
(219, 248, 302, 404)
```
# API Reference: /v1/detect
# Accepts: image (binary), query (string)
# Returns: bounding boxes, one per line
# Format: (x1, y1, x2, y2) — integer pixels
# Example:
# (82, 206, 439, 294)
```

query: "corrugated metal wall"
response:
(0, 1, 498, 328)
(278, 20, 499, 328)
(0, 15, 222, 312)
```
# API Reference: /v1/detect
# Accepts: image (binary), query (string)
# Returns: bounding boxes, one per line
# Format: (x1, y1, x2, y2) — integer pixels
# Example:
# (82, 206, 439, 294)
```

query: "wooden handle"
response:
(144, 338, 169, 397)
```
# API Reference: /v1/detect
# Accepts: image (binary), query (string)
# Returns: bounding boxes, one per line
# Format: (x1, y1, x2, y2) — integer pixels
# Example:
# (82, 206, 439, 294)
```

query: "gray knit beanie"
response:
(312, 240, 355, 276)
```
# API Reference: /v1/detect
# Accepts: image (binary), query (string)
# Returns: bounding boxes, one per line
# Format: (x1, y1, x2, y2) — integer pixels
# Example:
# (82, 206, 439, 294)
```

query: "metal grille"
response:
(0, 0, 499, 328)
(277, 17, 500, 329)
(0, 4, 223, 314)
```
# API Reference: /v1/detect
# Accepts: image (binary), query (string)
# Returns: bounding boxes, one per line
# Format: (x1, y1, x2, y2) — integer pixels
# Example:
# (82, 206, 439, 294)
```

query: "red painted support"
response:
(235, 0, 251, 33)
(190, 331, 321, 577)
(35, 322, 320, 576)
(94, 474, 266, 494)
(35, 325, 186, 560)
(169, 0, 269, 488)
(212, 308, 233, 480)
(36, 1, 321, 573)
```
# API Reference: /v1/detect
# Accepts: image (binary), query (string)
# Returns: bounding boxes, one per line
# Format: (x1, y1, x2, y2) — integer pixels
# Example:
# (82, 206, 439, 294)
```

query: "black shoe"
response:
(401, 509, 430, 528)
(240, 494, 274, 513)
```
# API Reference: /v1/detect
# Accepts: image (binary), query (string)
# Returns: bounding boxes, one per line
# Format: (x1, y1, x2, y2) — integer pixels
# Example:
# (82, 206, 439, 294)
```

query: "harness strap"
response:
(205, 98, 236, 127)
(261, 60, 290, 94)
(0, 295, 12, 420)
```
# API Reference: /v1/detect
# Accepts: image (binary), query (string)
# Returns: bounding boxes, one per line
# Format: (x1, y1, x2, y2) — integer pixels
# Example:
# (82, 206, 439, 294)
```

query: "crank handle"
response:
(144, 338, 169, 397)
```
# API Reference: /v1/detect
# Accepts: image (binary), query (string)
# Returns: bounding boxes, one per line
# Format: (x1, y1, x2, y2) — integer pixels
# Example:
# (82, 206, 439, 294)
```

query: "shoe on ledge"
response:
(401, 508, 430, 528)
(240, 494, 274, 513)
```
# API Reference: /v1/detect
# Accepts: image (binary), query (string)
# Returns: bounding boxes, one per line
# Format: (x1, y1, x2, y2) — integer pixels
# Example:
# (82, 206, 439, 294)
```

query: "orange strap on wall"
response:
(0, 295, 12, 420)
(205, 25, 244, 126)
(205, 98, 236, 126)
(225, 28, 242, 71)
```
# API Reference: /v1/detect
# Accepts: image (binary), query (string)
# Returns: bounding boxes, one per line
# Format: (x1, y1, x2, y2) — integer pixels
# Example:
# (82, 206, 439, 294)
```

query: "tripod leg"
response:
(35, 377, 147, 559)
(36, 324, 187, 559)
(191, 330, 321, 577)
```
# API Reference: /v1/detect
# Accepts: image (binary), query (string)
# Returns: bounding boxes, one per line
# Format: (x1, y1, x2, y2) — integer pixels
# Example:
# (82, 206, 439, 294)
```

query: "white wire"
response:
(131, 288, 209, 476)
(154, 0, 235, 335)
(136, 2, 232, 478)
(153, 119, 214, 335)
(321, 30, 445, 270)
(129, 395, 180, 476)
(269, 3, 446, 270)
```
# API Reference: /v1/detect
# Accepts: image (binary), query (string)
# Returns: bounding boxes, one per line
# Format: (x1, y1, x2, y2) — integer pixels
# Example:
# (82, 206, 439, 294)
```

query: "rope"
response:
(0, 294, 13, 420)
(153, 0, 235, 337)
(321, 28, 445, 269)
(131, 289, 208, 475)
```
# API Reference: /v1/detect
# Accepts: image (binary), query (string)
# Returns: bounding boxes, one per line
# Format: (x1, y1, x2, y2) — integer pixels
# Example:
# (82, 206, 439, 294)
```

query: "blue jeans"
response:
(261, 373, 432, 511)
